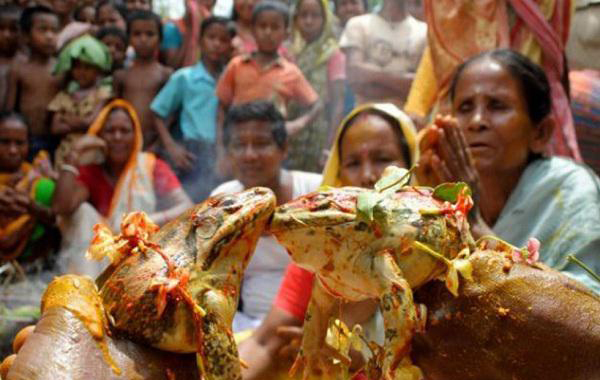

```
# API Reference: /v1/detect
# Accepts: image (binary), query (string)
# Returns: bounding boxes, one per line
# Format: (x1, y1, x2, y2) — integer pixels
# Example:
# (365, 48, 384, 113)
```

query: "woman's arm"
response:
(150, 187, 192, 226)
(51, 138, 102, 216)
(52, 168, 90, 216)
(285, 100, 323, 137)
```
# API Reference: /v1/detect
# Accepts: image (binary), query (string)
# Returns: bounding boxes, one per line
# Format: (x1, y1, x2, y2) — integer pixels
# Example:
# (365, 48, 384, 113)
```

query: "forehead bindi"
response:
(342, 115, 400, 155)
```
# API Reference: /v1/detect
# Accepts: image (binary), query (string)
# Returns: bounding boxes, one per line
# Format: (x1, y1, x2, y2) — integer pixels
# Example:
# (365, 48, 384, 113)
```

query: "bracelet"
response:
(60, 164, 80, 176)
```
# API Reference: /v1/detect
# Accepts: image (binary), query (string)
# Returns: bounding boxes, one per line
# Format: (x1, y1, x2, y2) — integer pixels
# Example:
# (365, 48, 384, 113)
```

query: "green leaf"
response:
(356, 192, 382, 222)
(433, 182, 472, 203)
(374, 166, 411, 193)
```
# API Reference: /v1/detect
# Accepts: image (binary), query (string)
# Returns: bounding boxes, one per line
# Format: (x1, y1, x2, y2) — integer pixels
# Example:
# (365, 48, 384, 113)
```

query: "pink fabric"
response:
(327, 49, 346, 82)
(508, 0, 581, 161)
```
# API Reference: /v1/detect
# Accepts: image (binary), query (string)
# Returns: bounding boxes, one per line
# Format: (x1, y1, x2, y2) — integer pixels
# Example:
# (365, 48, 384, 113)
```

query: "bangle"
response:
(60, 164, 79, 176)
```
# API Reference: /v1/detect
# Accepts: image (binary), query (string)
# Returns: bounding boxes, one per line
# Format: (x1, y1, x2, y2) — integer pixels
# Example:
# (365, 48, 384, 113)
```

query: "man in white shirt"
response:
(340, 0, 427, 107)
(211, 101, 322, 331)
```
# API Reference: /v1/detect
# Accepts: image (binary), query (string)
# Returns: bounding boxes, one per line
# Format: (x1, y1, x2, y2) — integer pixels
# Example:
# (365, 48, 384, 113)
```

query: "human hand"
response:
(0, 325, 34, 379)
(416, 115, 481, 202)
(0, 187, 31, 215)
(166, 142, 196, 171)
(276, 325, 303, 361)
(68, 135, 107, 166)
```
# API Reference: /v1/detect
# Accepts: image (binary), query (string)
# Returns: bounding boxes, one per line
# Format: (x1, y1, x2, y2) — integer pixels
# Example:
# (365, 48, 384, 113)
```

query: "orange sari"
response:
(58, 100, 158, 277)
(405, 0, 580, 160)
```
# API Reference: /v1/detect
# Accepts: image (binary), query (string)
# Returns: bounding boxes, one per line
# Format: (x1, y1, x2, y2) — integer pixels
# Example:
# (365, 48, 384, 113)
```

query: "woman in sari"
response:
(286, 0, 346, 173)
(404, 0, 580, 160)
(416, 49, 600, 293)
(52, 99, 192, 277)
(238, 102, 419, 379)
(0, 112, 59, 358)
(0, 113, 57, 265)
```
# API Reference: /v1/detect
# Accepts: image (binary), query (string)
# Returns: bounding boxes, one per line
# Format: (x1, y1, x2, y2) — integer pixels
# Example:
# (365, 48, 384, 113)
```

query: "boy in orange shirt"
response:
(216, 1, 321, 144)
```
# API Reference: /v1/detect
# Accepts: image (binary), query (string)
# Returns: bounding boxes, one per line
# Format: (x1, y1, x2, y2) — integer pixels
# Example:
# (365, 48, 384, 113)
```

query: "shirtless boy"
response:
(4, 6, 62, 158)
(113, 10, 172, 148)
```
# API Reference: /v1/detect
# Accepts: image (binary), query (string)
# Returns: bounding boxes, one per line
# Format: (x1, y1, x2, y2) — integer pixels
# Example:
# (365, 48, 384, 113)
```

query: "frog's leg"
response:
(195, 288, 242, 380)
(374, 249, 424, 380)
(290, 279, 344, 380)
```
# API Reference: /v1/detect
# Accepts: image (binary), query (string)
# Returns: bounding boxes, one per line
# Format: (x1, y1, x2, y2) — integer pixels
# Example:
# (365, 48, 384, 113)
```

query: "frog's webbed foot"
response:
(374, 250, 424, 380)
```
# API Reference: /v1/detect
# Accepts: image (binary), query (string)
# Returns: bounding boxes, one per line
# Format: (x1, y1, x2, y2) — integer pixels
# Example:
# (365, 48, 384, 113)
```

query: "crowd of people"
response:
(0, 0, 599, 377)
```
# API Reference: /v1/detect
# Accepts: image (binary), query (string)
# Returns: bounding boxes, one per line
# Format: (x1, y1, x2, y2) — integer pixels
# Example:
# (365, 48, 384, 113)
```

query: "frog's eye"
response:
(221, 197, 242, 214)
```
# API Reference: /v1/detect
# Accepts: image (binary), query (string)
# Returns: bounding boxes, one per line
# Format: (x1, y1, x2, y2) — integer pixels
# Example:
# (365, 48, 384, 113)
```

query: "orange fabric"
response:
(216, 55, 318, 114)
(86, 99, 144, 219)
(413, 0, 579, 160)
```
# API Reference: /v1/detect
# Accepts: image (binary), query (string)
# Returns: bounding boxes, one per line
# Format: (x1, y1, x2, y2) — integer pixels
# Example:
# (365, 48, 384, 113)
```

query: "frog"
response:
(268, 167, 475, 380)
(77, 186, 275, 380)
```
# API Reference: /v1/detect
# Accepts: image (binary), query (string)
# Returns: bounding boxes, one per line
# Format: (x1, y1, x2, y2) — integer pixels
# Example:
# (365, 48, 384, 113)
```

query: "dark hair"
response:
(0, 111, 30, 144)
(97, 26, 128, 46)
(73, 4, 94, 22)
(200, 16, 236, 38)
(96, 1, 128, 21)
(332, 0, 369, 15)
(449, 49, 552, 125)
(19, 5, 57, 34)
(338, 109, 412, 166)
(126, 9, 162, 41)
(223, 101, 287, 149)
(252, 0, 289, 27)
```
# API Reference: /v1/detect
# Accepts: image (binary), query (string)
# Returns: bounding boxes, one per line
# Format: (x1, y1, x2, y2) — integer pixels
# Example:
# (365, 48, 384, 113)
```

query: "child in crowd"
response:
(124, 0, 152, 12)
(97, 26, 127, 71)
(114, 10, 172, 148)
(48, 35, 112, 168)
(333, 0, 367, 34)
(50, 0, 76, 29)
(0, 5, 22, 104)
(231, 0, 258, 55)
(288, 0, 345, 172)
(216, 1, 320, 150)
(96, 0, 127, 31)
(151, 16, 234, 201)
(73, 3, 95, 24)
(340, 0, 426, 106)
(161, 0, 214, 68)
(4, 6, 62, 160)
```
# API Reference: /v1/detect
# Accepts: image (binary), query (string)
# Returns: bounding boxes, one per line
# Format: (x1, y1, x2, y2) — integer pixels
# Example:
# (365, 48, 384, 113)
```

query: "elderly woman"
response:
(416, 49, 600, 294)
(52, 99, 192, 277)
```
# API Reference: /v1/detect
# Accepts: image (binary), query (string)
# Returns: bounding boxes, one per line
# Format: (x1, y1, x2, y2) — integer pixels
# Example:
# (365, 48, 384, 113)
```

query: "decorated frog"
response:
(5, 187, 276, 380)
(269, 167, 475, 380)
